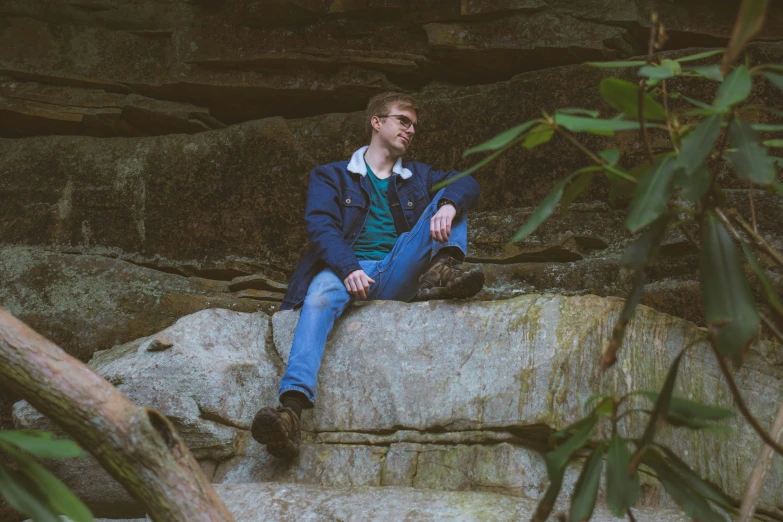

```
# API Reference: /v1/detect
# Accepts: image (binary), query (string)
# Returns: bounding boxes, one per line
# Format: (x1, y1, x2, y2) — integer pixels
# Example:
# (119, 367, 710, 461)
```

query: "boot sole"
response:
(416, 268, 485, 301)
(251, 407, 300, 459)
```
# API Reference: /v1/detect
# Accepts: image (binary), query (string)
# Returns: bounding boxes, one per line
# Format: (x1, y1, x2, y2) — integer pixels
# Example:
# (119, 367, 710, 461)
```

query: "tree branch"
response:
(0, 308, 236, 522)
(708, 334, 783, 458)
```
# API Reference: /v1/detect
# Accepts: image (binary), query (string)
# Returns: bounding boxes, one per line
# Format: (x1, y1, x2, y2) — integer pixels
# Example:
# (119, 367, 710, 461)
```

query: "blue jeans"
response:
(279, 190, 468, 404)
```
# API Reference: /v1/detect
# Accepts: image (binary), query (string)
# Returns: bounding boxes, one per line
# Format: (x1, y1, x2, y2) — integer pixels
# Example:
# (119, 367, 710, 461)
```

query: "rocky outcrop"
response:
(2, 45, 781, 360)
(0, 246, 283, 361)
(2, 1, 782, 136)
(14, 298, 783, 517)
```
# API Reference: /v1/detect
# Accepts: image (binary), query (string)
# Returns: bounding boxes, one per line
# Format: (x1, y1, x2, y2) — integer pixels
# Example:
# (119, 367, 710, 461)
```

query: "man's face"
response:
(373, 103, 417, 154)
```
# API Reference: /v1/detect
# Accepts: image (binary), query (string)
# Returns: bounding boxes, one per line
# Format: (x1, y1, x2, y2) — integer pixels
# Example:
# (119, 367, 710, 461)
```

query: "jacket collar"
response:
(347, 145, 413, 179)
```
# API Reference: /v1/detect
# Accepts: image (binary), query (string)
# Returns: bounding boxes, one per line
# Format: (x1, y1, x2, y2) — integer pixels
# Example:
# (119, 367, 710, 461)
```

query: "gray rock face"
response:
(204, 483, 691, 522)
(16, 308, 279, 461)
(3, 0, 781, 136)
(13, 296, 783, 518)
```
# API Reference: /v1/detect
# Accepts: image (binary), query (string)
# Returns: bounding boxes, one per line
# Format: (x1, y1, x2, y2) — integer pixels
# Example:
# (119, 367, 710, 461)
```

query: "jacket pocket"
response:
(398, 185, 427, 212)
(342, 188, 366, 208)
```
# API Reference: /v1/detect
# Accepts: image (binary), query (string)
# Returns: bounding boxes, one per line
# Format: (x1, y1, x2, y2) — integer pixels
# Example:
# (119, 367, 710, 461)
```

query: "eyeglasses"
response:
(377, 114, 418, 130)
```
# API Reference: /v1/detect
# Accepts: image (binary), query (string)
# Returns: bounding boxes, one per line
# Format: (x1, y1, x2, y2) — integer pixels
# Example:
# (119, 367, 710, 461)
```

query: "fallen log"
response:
(0, 307, 235, 522)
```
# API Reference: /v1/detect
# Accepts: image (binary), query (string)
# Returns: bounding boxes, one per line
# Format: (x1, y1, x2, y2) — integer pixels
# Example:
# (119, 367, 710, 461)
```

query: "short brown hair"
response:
(365, 92, 420, 138)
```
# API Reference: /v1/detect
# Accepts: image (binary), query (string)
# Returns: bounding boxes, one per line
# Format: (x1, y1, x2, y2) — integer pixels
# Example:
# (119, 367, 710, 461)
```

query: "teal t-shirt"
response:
(352, 161, 398, 260)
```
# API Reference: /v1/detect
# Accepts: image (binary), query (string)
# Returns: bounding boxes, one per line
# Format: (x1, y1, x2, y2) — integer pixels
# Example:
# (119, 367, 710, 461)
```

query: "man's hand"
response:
(430, 203, 456, 243)
(344, 270, 376, 299)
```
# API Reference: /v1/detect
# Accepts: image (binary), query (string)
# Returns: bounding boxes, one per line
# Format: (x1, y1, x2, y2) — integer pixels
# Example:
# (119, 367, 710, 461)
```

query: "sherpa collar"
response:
(346, 145, 413, 179)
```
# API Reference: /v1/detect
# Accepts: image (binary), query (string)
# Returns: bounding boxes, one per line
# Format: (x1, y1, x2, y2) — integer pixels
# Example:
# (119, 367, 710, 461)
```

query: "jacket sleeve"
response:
(304, 167, 362, 281)
(426, 165, 481, 216)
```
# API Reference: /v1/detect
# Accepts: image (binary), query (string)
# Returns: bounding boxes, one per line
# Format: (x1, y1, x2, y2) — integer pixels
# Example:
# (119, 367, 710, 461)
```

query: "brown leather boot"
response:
(251, 406, 301, 459)
(414, 254, 484, 301)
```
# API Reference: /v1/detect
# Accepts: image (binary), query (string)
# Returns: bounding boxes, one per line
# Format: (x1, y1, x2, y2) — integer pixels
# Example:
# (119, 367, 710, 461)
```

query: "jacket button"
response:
(345, 198, 351, 204)
(407, 200, 413, 207)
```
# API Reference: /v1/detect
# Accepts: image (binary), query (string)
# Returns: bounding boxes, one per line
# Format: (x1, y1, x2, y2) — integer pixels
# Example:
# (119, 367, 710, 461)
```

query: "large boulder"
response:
(14, 296, 783, 517)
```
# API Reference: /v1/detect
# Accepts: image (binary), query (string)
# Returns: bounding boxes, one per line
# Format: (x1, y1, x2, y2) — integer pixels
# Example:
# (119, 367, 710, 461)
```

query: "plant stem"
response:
(638, 79, 655, 163)
(708, 335, 783, 458)
(726, 209, 783, 271)
(749, 188, 758, 233)
(662, 80, 680, 153)
(761, 313, 783, 344)
(627, 508, 638, 522)
(738, 402, 783, 522)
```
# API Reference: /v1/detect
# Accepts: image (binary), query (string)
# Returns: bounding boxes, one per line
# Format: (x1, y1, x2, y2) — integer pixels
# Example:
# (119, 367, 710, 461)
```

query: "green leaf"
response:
(714, 65, 752, 109)
(723, 0, 770, 78)
(764, 71, 783, 90)
(675, 50, 724, 63)
(546, 415, 598, 474)
(599, 78, 667, 121)
(511, 171, 582, 242)
(562, 168, 599, 211)
(0, 463, 62, 522)
(654, 445, 736, 512)
(18, 458, 95, 522)
(666, 414, 735, 433)
(741, 243, 783, 319)
(621, 213, 669, 269)
(752, 123, 783, 132)
(583, 394, 611, 413)
(533, 465, 565, 522)
(463, 121, 536, 156)
(637, 391, 734, 421)
(764, 139, 783, 147)
(677, 162, 711, 203)
(637, 350, 687, 455)
(727, 120, 776, 185)
(1, 442, 94, 522)
(569, 443, 606, 522)
(554, 113, 658, 135)
(604, 270, 647, 369)
(586, 60, 646, 68)
(638, 59, 682, 80)
(523, 123, 555, 150)
(682, 65, 724, 82)
(643, 450, 727, 522)
(598, 148, 621, 166)
(625, 155, 678, 233)
(437, 146, 508, 189)
(678, 114, 723, 174)
(558, 108, 600, 117)
(700, 214, 760, 360)
(606, 436, 640, 517)
(0, 431, 83, 459)
(681, 95, 715, 111)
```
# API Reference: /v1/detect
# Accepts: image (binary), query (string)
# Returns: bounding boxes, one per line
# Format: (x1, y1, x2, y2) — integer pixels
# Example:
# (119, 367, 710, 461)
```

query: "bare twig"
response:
(708, 335, 783, 458)
(677, 222, 701, 252)
(638, 79, 655, 163)
(726, 209, 783, 271)
(738, 402, 783, 522)
(761, 314, 783, 344)
(554, 128, 622, 170)
(627, 508, 638, 522)
(662, 80, 680, 153)
(715, 208, 783, 267)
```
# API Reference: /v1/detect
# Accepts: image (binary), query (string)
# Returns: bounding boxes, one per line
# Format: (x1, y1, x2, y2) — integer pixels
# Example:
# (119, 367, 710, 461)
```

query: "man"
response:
(251, 92, 483, 458)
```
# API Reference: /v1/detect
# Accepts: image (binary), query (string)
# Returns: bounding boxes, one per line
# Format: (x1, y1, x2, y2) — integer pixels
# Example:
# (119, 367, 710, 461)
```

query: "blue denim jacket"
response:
(281, 146, 480, 310)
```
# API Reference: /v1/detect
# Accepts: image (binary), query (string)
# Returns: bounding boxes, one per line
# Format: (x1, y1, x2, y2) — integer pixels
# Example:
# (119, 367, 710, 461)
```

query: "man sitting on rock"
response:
(251, 92, 484, 458)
